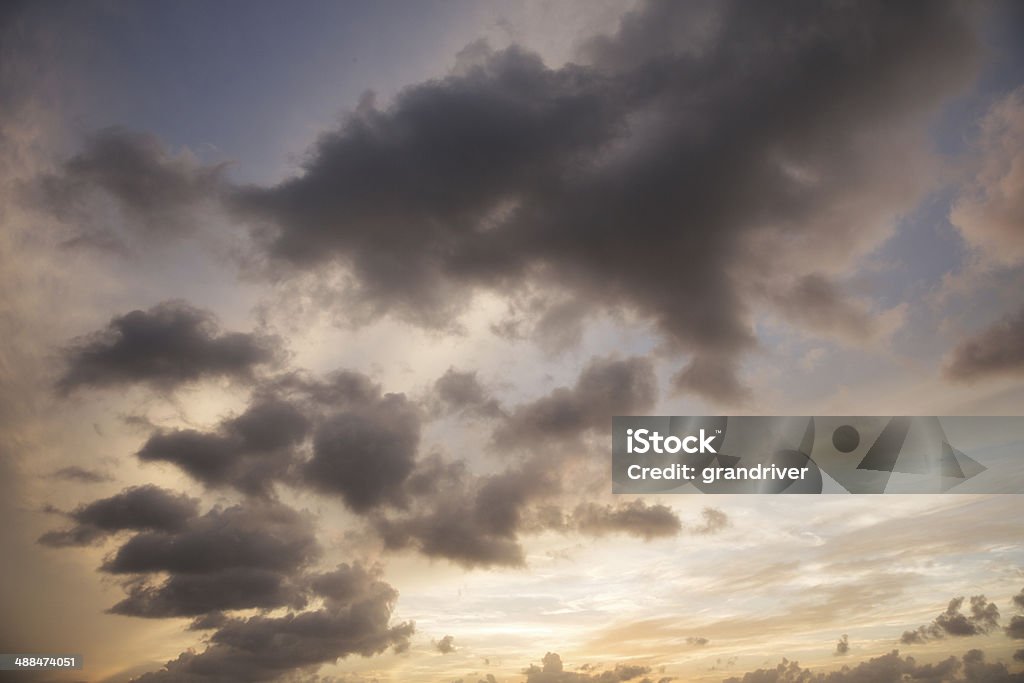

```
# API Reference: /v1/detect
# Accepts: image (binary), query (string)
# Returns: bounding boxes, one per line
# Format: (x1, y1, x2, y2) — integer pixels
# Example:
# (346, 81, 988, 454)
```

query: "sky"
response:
(1, 1, 1024, 682)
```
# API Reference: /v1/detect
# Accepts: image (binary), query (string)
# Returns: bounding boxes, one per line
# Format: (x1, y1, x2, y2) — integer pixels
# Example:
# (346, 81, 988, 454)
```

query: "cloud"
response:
(436, 635, 457, 654)
(1008, 616, 1024, 640)
(367, 356, 698, 568)
(100, 500, 318, 576)
(900, 596, 1000, 644)
(135, 564, 413, 682)
(692, 507, 729, 535)
(41, 496, 320, 619)
(1008, 588, 1024, 641)
(950, 87, 1024, 265)
(945, 305, 1024, 381)
(766, 274, 905, 346)
(303, 391, 421, 512)
(58, 301, 279, 393)
(33, 1, 983, 404)
(374, 461, 688, 568)
(196, 0, 976, 404)
(110, 567, 307, 618)
(834, 634, 850, 656)
(431, 368, 504, 419)
(722, 649, 1023, 683)
(38, 485, 198, 547)
(48, 465, 111, 483)
(523, 653, 651, 683)
(138, 397, 309, 497)
(373, 462, 552, 569)
(33, 126, 226, 240)
(493, 355, 656, 447)
(570, 501, 682, 540)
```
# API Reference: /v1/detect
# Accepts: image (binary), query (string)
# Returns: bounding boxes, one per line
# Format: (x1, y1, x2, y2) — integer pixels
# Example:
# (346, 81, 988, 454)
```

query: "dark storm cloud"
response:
(900, 596, 1000, 644)
(1013, 588, 1024, 611)
(722, 649, 1024, 683)
(101, 501, 318, 575)
(834, 634, 850, 656)
(135, 564, 413, 683)
(523, 653, 651, 683)
(34, 2, 984, 402)
(436, 635, 456, 654)
(54, 498, 321, 619)
(212, 0, 979, 403)
(109, 568, 307, 618)
(58, 301, 280, 393)
(303, 391, 420, 512)
(945, 306, 1024, 381)
(37, 485, 198, 547)
(571, 501, 681, 540)
(373, 462, 553, 569)
(137, 397, 309, 496)
(431, 368, 504, 419)
(493, 356, 656, 447)
(35, 126, 226, 238)
(48, 465, 111, 483)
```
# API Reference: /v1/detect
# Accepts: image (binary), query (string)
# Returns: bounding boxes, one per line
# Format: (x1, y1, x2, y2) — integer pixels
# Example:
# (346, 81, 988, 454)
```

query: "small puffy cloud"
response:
(834, 634, 850, 656)
(693, 507, 729, 535)
(58, 301, 279, 393)
(436, 635, 457, 654)
(431, 368, 504, 419)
